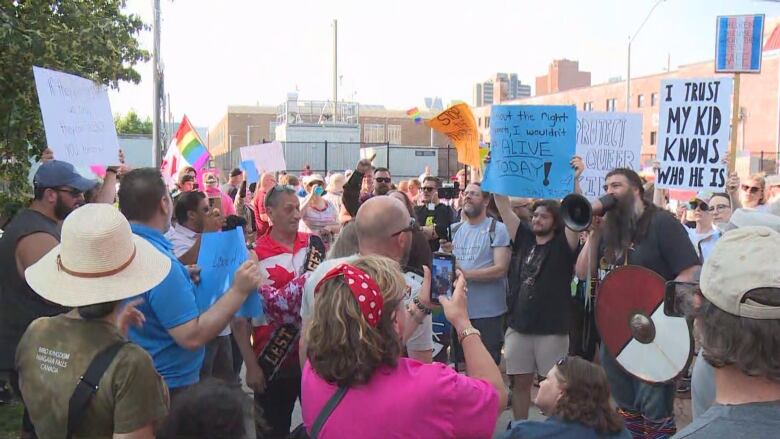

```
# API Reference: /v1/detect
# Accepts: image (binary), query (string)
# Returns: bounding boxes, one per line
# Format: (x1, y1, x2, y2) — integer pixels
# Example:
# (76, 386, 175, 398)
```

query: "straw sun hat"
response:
(25, 204, 171, 307)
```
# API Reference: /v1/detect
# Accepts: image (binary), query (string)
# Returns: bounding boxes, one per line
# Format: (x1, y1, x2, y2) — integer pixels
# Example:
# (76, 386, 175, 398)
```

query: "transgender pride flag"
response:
(716, 14, 765, 73)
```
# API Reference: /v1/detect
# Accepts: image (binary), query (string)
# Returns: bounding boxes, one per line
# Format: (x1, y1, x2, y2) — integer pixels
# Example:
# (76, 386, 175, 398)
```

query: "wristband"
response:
(458, 327, 482, 343)
(412, 297, 432, 315)
(406, 304, 425, 325)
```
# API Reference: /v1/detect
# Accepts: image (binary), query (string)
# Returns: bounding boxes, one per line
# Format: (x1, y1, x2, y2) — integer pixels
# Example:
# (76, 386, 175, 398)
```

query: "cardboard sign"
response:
(482, 105, 577, 198)
(196, 228, 262, 318)
(576, 112, 642, 198)
(240, 141, 287, 173)
(426, 103, 481, 168)
(655, 78, 733, 191)
(33, 66, 119, 167)
(715, 14, 765, 73)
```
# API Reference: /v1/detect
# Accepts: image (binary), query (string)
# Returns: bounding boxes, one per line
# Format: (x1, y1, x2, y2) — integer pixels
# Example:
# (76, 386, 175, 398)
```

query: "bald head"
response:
(356, 196, 411, 258)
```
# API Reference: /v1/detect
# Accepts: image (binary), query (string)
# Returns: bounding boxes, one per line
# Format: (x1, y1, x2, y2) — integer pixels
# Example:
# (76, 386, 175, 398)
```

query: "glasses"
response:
(422, 187, 436, 192)
(741, 184, 762, 194)
(375, 177, 391, 184)
(688, 200, 709, 211)
(53, 187, 84, 198)
(390, 217, 417, 237)
(556, 356, 570, 367)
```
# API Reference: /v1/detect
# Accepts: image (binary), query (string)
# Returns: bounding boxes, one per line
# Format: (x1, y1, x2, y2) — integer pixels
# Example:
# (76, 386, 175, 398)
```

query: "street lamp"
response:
(246, 125, 263, 145)
(626, 0, 666, 112)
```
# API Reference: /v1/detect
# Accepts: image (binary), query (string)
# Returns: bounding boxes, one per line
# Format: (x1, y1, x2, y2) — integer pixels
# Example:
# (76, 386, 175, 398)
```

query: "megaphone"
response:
(561, 193, 618, 232)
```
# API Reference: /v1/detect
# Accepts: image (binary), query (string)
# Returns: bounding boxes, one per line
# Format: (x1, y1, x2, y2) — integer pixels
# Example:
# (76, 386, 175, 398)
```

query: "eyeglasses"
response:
(53, 187, 84, 198)
(375, 177, 392, 184)
(422, 187, 436, 192)
(390, 217, 417, 237)
(741, 184, 762, 194)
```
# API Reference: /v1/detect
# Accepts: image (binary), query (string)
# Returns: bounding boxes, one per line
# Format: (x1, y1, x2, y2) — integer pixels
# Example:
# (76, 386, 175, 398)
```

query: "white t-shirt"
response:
(301, 255, 434, 353)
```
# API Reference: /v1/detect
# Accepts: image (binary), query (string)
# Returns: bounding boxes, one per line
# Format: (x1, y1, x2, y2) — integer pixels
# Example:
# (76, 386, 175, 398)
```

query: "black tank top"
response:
(0, 209, 67, 370)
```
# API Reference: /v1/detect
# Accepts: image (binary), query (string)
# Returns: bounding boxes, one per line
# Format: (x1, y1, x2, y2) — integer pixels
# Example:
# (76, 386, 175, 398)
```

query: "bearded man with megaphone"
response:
(574, 168, 700, 439)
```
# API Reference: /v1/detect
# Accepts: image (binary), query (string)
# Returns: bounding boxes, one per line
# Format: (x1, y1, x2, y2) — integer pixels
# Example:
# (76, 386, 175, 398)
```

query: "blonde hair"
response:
(306, 255, 406, 387)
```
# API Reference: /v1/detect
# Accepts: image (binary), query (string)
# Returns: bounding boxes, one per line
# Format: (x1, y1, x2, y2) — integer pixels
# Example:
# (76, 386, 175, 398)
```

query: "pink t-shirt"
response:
(302, 358, 499, 439)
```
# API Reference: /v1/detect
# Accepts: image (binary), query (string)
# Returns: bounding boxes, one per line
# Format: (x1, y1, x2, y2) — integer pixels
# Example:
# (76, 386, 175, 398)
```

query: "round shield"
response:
(596, 265, 693, 383)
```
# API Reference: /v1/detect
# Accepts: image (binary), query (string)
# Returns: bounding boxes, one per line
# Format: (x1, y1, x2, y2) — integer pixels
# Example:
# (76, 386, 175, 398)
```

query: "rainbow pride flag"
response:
(175, 115, 210, 170)
(406, 107, 423, 125)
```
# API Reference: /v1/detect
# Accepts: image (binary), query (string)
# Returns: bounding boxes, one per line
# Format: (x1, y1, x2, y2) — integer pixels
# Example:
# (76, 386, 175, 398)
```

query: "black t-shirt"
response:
(414, 203, 455, 252)
(597, 207, 699, 282)
(507, 224, 576, 335)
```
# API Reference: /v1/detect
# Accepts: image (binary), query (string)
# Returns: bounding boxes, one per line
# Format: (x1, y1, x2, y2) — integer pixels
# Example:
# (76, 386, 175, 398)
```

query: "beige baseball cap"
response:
(701, 226, 780, 319)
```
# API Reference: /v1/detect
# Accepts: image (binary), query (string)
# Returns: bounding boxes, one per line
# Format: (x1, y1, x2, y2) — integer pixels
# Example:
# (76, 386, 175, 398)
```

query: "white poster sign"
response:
(656, 78, 733, 190)
(33, 66, 119, 167)
(240, 141, 287, 173)
(576, 112, 642, 198)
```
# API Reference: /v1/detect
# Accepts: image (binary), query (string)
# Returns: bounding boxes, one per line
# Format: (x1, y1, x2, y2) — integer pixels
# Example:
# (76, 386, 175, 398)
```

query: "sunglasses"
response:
(53, 187, 84, 197)
(741, 184, 762, 194)
(688, 200, 709, 211)
(390, 217, 417, 237)
(375, 177, 392, 184)
(422, 187, 436, 192)
(556, 355, 570, 367)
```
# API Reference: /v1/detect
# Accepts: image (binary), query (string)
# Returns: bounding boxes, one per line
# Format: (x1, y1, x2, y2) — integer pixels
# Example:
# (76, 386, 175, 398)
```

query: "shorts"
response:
(504, 328, 569, 376)
(451, 315, 504, 365)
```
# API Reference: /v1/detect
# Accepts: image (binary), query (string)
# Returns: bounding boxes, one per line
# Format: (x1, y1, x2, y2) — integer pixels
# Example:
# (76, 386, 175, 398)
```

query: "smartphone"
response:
(431, 252, 456, 304)
(208, 195, 222, 215)
(664, 281, 702, 317)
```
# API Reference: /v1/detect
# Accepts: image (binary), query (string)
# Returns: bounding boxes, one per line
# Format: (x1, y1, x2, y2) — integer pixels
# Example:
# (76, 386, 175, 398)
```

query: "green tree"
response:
(114, 110, 153, 135)
(0, 1, 149, 221)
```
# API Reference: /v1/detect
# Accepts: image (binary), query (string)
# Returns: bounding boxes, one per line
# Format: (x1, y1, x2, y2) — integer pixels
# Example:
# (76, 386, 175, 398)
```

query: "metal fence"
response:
(214, 141, 464, 180)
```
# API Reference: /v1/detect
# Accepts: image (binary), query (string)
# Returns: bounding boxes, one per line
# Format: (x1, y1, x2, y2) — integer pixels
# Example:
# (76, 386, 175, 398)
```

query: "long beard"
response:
(602, 195, 637, 263)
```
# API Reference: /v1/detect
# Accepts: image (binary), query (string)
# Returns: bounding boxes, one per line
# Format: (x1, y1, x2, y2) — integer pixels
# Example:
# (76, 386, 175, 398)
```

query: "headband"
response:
(314, 263, 384, 326)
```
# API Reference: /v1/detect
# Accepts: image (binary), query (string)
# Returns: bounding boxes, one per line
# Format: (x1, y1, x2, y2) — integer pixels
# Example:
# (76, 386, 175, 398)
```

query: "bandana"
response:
(314, 264, 384, 326)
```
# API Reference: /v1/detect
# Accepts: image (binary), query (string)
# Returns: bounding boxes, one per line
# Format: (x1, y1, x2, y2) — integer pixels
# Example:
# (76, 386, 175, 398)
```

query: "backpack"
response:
(450, 217, 497, 244)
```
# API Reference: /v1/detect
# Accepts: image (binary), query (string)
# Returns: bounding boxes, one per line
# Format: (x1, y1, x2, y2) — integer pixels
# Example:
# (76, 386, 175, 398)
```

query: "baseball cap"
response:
(33, 160, 97, 192)
(701, 226, 780, 319)
(765, 174, 780, 187)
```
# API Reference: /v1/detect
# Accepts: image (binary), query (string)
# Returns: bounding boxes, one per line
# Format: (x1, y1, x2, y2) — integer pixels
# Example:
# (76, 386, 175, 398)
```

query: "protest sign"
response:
(240, 160, 260, 184)
(576, 112, 642, 197)
(196, 228, 262, 318)
(482, 105, 576, 198)
(656, 78, 733, 191)
(33, 66, 119, 167)
(426, 103, 481, 168)
(240, 141, 287, 173)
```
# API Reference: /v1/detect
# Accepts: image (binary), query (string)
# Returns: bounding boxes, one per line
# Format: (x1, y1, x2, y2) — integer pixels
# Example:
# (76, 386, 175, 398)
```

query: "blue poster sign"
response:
(715, 14, 764, 73)
(482, 105, 577, 199)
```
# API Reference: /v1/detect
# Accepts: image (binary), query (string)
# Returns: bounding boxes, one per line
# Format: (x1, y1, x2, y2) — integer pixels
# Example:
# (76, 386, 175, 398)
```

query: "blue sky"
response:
(108, 0, 780, 127)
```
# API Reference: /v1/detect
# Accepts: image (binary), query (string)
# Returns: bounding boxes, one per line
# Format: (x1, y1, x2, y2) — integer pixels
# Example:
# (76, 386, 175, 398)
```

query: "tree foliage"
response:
(114, 110, 152, 135)
(0, 1, 149, 220)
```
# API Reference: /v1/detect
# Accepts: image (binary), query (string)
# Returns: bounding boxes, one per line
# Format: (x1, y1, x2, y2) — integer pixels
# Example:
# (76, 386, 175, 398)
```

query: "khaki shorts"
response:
(504, 328, 569, 376)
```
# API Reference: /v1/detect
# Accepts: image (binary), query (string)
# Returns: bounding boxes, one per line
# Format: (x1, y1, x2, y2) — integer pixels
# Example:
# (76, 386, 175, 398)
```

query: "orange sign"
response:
(426, 103, 481, 168)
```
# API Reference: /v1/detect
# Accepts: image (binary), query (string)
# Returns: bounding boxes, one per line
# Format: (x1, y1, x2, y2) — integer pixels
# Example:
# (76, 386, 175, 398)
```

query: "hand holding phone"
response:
(430, 252, 456, 304)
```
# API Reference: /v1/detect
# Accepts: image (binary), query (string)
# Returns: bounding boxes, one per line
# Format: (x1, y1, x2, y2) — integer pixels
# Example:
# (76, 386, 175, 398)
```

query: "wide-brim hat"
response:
(25, 204, 171, 307)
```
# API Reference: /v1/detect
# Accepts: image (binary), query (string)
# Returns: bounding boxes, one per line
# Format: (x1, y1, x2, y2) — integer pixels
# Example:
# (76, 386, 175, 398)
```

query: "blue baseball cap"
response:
(33, 161, 98, 192)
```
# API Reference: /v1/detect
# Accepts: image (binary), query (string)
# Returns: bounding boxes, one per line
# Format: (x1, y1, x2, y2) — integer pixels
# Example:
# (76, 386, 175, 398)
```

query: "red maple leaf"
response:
(266, 264, 295, 289)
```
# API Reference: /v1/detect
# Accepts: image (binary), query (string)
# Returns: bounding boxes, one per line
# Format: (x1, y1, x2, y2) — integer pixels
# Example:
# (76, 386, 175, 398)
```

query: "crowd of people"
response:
(0, 148, 779, 439)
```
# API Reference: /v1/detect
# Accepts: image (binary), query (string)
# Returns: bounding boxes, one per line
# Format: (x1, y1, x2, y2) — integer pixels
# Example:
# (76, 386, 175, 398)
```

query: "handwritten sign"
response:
(240, 141, 287, 173)
(576, 112, 642, 197)
(196, 228, 262, 318)
(656, 78, 733, 191)
(482, 105, 576, 198)
(33, 66, 119, 167)
(426, 103, 481, 168)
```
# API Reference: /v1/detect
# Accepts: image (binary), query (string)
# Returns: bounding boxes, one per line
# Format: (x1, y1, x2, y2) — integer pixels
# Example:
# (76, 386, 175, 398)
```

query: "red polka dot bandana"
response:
(314, 264, 384, 327)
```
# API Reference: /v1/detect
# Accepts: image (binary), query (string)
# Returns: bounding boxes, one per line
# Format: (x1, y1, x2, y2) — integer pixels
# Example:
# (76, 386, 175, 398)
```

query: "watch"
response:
(458, 327, 482, 343)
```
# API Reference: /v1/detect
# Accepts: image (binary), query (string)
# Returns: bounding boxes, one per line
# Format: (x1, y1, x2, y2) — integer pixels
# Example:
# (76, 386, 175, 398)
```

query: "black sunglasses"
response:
(391, 217, 417, 237)
(556, 355, 570, 367)
(688, 200, 709, 211)
(375, 177, 392, 184)
(741, 184, 761, 194)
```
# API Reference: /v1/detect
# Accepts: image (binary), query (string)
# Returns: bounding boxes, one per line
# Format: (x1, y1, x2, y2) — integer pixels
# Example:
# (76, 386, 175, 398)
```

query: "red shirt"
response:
(252, 190, 270, 237)
(252, 230, 310, 361)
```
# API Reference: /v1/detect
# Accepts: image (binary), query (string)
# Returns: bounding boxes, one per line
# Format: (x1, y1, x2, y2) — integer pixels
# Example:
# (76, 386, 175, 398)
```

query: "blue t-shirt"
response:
(128, 224, 203, 389)
(498, 417, 632, 439)
(452, 217, 510, 319)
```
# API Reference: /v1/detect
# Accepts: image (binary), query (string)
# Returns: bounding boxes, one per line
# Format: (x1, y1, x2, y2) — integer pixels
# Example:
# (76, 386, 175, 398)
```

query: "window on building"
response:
(388, 124, 402, 145)
(478, 117, 482, 128)
(606, 98, 616, 112)
(268, 121, 278, 141)
(485, 117, 490, 129)
(363, 123, 385, 143)
(583, 102, 593, 111)
(650, 131, 657, 146)
(651, 92, 658, 106)
(637, 94, 645, 108)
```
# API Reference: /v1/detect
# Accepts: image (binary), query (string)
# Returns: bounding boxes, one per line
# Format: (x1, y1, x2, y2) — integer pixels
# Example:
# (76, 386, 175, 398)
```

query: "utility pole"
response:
(626, 0, 666, 112)
(333, 19, 338, 117)
(152, 0, 162, 167)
